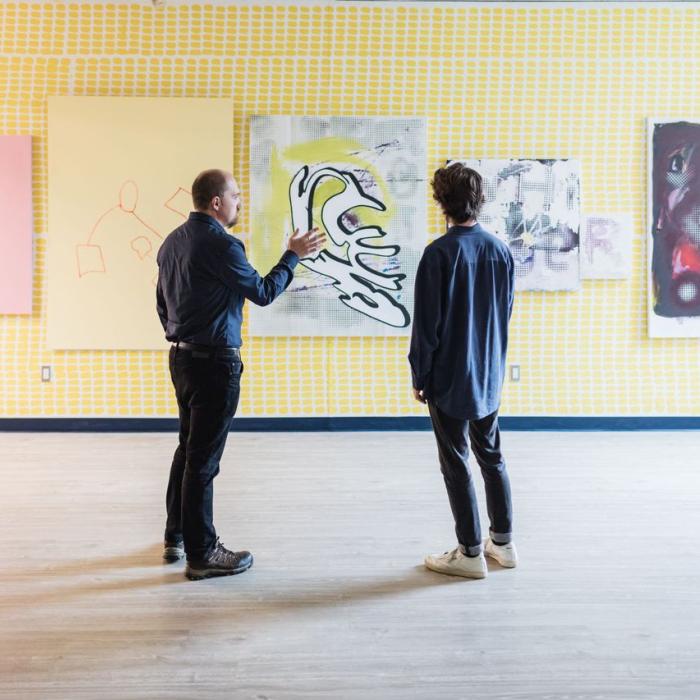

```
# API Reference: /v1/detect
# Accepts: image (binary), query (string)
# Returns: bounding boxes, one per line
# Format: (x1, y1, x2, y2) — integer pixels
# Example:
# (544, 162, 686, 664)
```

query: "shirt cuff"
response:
(411, 369, 426, 390)
(281, 250, 299, 269)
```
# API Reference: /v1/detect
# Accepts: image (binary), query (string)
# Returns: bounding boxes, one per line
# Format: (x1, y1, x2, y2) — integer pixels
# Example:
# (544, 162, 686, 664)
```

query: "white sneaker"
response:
(484, 538, 518, 568)
(424, 547, 487, 579)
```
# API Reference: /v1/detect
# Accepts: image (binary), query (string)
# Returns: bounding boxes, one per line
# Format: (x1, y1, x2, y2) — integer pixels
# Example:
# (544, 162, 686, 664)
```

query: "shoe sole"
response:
(185, 558, 254, 581)
(424, 561, 486, 579)
(485, 551, 517, 568)
(490, 558, 517, 568)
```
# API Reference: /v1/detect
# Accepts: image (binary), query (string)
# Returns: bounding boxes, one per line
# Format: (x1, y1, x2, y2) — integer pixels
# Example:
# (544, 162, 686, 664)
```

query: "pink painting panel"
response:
(0, 135, 33, 314)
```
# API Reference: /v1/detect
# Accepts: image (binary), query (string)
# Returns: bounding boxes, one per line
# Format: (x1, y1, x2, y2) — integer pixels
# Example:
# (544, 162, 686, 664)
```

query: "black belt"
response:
(173, 341, 240, 360)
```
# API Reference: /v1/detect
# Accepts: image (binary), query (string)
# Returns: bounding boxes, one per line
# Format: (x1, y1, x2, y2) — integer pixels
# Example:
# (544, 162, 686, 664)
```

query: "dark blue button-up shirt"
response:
(156, 212, 299, 347)
(408, 223, 514, 420)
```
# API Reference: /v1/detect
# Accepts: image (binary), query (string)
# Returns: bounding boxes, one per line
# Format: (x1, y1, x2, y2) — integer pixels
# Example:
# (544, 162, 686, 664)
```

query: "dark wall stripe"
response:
(1, 417, 700, 431)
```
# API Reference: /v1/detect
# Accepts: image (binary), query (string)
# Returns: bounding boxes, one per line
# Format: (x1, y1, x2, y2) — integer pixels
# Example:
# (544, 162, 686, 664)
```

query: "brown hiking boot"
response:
(185, 538, 253, 580)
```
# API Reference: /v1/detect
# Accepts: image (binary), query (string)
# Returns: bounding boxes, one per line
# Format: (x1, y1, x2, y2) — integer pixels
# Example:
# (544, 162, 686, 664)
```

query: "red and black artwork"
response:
(650, 121, 700, 334)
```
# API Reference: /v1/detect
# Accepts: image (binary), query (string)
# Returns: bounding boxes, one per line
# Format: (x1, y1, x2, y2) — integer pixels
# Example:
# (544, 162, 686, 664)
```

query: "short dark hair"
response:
(431, 163, 484, 222)
(191, 169, 229, 211)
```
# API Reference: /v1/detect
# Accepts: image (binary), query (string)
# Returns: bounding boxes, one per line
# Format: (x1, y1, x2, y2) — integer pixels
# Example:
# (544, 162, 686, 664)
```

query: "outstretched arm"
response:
(217, 228, 325, 306)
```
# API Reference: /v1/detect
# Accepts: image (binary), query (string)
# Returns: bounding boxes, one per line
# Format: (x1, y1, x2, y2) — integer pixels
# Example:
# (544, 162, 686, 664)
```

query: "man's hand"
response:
(412, 388, 426, 404)
(288, 227, 326, 259)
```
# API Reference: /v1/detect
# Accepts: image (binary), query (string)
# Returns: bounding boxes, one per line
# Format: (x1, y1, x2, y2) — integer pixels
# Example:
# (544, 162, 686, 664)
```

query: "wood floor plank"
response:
(0, 431, 698, 698)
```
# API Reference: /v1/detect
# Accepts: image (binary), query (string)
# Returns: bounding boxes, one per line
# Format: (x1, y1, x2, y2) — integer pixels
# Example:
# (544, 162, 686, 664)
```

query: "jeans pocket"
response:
(226, 360, 243, 383)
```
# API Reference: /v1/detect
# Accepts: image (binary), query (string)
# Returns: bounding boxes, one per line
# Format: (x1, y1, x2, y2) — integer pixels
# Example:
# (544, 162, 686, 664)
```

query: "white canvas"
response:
(459, 159, 581, 291)
(249, 115, 427, 336)
(580, 213, 633, 279)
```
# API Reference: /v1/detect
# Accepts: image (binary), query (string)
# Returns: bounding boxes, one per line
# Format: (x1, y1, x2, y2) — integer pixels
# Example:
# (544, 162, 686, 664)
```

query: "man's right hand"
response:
(288, 227, 326, 259)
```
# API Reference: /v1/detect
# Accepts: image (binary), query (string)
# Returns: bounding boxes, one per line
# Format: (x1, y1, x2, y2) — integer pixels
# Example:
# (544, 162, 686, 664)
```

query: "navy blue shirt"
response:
(156, 212, 299, 347)
(408, 223, 514, 420)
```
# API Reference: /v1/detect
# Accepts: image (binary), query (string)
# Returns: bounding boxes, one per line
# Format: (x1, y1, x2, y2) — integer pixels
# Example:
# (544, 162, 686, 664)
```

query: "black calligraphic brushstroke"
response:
(289, 165, 411, 327)
(313, 247, 405, 292)
(343, 273, 411, 328)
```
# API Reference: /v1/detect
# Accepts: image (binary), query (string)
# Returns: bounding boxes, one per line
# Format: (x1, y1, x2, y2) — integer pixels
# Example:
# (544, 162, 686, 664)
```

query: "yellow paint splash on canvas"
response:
(254, 136, 395, 271)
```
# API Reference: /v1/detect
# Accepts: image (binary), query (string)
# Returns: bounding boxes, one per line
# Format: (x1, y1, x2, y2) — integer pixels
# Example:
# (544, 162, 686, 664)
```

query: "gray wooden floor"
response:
(0, 430, 699, 699)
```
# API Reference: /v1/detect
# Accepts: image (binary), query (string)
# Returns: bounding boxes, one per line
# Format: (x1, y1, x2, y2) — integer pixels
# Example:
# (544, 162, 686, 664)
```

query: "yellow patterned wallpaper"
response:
(1, 1, 699, 418)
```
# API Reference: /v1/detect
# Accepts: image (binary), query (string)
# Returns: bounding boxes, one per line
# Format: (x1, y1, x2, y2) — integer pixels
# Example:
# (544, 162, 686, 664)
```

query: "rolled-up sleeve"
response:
(217, 239, 299, 306)
(408, 246, 444, 390)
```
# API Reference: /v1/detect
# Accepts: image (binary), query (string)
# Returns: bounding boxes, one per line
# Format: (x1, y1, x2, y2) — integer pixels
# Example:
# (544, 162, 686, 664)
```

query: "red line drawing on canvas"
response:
(76, 181, 190, 279)
(164, 187, 192, 218)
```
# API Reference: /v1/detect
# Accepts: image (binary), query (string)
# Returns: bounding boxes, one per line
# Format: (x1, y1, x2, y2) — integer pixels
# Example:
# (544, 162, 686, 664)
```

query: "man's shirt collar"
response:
(188, 211, 228, 234)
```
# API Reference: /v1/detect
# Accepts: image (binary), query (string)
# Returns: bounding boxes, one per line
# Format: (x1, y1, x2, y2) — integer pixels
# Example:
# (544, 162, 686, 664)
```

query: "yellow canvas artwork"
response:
(47, 97, 233, 350)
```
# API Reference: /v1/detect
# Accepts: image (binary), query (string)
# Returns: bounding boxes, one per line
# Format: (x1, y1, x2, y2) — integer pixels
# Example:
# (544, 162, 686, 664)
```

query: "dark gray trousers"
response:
(428, 403, 513, 556)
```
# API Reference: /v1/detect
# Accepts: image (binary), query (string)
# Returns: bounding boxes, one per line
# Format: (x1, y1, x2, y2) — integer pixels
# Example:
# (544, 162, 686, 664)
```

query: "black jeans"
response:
(165, 346, 242, 560)
(428, 403, 513, 557)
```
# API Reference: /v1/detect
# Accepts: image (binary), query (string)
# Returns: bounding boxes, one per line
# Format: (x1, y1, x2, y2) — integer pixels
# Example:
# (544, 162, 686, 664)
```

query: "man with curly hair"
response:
(409, 162, 517, 579)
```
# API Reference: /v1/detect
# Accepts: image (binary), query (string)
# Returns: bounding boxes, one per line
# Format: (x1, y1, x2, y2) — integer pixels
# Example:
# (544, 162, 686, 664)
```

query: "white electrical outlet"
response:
(41, 365, 52, 382)
(509, 364, 520, 382)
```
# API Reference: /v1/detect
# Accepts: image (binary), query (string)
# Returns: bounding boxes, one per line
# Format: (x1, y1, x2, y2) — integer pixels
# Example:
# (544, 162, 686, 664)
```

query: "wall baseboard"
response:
(1, 416, 700, 431)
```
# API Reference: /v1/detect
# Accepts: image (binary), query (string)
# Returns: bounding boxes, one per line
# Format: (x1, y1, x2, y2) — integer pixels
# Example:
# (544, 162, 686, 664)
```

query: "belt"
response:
(173, 341, 240, 360)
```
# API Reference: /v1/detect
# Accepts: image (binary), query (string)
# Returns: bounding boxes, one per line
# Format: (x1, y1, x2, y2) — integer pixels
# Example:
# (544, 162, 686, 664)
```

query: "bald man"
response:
(156, 169, 324, 580)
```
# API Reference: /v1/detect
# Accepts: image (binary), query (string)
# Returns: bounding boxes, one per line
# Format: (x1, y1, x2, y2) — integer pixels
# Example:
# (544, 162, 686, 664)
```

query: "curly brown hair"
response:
(431, 163, 484, 223)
